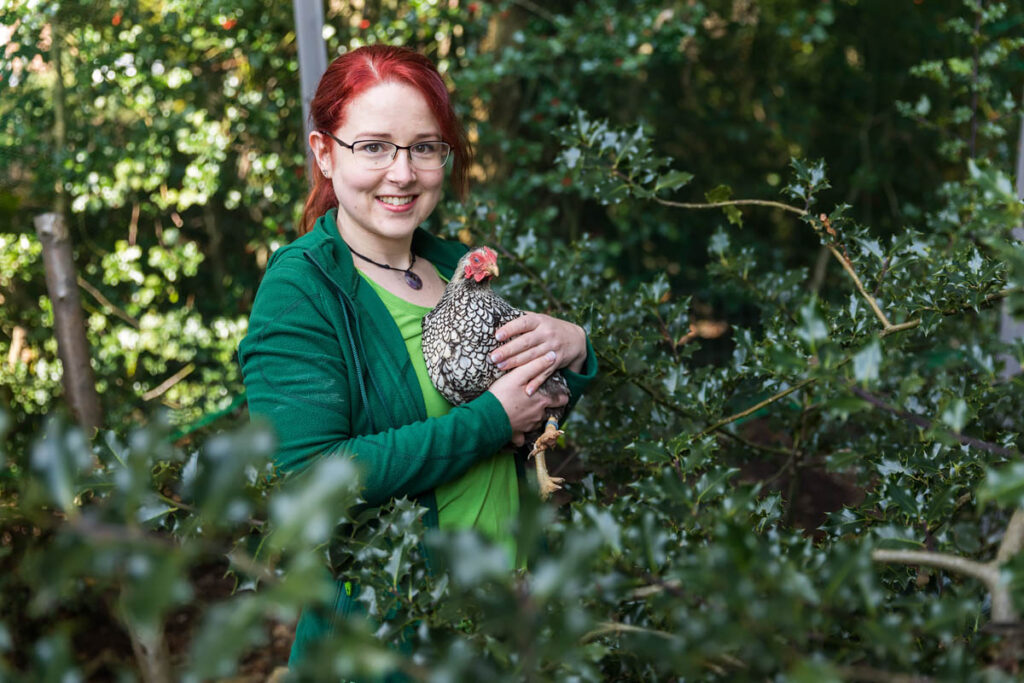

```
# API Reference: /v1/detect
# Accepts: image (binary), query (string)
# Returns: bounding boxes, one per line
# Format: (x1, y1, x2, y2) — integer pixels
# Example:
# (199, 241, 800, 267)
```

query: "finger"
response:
(492, 335, 548, 368)
(495, 313, 541, 343)
(525, 355, 559, 396)
(507, 350, 556, 394)
(511, 432, 525, 447)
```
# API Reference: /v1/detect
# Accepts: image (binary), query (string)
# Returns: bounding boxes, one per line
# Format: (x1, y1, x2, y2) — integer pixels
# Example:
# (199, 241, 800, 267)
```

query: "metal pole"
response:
(998, 89, 1024, 378)
(293, 0, 328, 186)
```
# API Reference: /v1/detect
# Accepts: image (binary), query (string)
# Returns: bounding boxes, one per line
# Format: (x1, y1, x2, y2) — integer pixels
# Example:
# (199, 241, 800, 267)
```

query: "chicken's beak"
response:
(486, 264, 500, 278)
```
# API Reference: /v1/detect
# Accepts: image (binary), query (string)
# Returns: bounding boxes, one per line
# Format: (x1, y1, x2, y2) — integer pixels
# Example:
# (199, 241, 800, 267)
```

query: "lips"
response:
(377, 195, 417, 210)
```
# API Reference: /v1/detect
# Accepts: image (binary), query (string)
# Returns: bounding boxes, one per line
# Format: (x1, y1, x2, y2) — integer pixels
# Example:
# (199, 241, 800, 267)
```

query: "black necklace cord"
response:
(347, 244, 423, 290)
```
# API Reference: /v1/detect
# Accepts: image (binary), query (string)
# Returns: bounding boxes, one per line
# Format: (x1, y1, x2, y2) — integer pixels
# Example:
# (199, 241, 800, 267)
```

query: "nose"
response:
(385, 149, 416, 184)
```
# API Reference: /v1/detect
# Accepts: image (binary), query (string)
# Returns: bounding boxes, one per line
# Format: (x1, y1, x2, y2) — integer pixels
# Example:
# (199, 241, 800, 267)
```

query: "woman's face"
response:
(313, 81, 446, 248)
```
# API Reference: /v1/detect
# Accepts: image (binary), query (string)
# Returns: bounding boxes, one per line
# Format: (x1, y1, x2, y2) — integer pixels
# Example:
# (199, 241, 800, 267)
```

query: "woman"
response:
(238, 45, 597, 666)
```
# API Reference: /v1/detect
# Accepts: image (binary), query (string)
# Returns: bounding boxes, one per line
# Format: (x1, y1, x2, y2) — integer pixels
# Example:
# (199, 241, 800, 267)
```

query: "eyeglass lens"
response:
(351, 141, 451, 169)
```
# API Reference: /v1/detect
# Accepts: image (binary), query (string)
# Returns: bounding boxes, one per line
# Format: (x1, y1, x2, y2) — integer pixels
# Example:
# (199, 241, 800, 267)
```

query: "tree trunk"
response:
(35, 213, 103, 433)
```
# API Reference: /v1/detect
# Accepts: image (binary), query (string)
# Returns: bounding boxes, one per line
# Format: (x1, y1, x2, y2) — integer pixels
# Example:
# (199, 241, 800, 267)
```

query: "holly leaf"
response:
(654, 170, 694, 193)
(705, 184, 743, 226)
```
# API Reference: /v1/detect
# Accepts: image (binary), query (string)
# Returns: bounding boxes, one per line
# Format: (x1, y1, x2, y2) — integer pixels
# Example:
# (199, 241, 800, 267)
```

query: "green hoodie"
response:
(238, 210, 597, 665)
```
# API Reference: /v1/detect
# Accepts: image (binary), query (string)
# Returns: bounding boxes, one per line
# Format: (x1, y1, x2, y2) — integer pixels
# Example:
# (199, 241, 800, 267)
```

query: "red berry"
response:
(112, 11, 122, 26)
(220, 18, 237, 29)
(359, 18, 371, 29)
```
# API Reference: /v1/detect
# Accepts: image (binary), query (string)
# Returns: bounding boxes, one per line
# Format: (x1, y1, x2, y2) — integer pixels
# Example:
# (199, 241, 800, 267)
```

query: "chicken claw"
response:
(530, 417, 565, 500)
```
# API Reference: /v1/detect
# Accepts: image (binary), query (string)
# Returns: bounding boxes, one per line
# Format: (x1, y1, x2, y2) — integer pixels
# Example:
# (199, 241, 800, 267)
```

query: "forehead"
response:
(338, 81, 441, 137)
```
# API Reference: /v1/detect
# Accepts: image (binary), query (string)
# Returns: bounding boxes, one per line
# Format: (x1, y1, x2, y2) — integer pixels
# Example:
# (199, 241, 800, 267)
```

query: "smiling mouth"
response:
(377, 195, 416, 206)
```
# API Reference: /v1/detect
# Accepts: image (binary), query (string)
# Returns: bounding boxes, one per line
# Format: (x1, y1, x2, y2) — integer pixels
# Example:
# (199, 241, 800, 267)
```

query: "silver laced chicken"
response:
(421, 246, 567, 499)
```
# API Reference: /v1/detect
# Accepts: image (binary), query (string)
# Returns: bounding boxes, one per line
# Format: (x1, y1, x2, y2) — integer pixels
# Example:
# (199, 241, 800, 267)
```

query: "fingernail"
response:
(526, 387, 534, 396)
(489, 353, 498, 363)
(495, 331, 505, 341)
(496, 361, 506, 369)
(546, 351, 556, 362)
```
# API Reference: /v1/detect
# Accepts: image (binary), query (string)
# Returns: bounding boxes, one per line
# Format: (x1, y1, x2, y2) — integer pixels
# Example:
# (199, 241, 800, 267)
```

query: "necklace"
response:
(348, 245, 423, 290)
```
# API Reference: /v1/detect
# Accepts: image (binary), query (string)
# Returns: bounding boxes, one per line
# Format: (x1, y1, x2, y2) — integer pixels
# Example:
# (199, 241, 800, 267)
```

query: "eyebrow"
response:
(352, 132, 443, 140)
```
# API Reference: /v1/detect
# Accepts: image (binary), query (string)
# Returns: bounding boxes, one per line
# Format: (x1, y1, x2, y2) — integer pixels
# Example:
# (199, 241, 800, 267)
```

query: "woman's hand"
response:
(490, 313, 587, 395)
(487, 353, 569, 447)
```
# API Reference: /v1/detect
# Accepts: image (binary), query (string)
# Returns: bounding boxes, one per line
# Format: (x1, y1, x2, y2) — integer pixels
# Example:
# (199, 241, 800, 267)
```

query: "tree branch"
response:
(652, 196, 807, 216)
(142, 363, 195, 401)
(871, 549, 996, 586)
(874, 505, 1024, 625)
(580, 620, 679, 643)
(78, 275, 140, 328)
(828, 245, 891, 328)
(848, 386, 1019, 457)
(996, 508, 1024, 565)
(697, 378, 816, 438)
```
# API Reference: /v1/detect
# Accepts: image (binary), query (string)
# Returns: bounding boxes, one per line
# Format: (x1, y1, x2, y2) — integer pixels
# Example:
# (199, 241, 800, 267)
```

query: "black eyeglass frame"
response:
(318, 130, 452, 169)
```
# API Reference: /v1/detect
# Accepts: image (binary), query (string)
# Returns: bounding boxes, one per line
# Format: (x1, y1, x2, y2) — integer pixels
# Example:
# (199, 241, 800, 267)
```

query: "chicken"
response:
(422, 246, 568, 499)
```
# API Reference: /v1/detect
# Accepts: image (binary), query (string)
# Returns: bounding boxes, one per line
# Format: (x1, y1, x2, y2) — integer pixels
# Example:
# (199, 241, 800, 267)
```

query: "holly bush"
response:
(2, 0, 1024, 680)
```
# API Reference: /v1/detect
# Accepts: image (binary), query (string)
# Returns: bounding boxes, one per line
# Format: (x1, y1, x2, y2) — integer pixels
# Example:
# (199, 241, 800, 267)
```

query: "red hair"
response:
(298, 45, 472, 235)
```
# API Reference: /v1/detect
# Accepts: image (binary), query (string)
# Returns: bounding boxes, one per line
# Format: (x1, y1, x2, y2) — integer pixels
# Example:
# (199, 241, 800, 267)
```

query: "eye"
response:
(471, 256, 480, 263)
(361, 142, 384, 153)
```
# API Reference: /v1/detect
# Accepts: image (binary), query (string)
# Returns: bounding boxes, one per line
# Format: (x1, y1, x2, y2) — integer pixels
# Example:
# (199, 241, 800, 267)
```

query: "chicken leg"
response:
(529, 416, 565, 500)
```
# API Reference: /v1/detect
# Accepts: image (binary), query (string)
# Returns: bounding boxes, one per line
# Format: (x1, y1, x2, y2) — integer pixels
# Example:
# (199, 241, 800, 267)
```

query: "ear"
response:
(308, 131, 332, 175)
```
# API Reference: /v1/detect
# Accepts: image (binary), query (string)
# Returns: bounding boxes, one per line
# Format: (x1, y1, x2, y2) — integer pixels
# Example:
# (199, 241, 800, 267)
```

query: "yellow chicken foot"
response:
(529, 416, 565, 500)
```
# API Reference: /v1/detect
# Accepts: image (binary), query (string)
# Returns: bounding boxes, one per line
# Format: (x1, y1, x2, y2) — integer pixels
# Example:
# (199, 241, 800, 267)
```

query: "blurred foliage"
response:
(2, 0, 1024, 680)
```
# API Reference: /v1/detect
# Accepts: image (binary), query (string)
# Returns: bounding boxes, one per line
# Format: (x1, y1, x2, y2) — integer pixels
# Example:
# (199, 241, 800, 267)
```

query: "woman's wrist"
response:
(566, 324, 587, 373)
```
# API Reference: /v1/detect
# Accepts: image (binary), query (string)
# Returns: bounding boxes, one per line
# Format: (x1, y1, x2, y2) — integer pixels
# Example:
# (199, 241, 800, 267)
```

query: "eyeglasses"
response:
(319, 130, 451, 170)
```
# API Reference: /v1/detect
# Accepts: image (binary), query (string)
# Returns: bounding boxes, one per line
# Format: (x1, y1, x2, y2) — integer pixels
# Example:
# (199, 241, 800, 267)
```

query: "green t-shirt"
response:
(359, 273, 519, 565)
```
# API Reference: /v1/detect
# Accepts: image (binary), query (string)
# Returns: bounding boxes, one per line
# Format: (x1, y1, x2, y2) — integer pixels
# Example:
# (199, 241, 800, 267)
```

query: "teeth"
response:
(379, 196, 414, 206)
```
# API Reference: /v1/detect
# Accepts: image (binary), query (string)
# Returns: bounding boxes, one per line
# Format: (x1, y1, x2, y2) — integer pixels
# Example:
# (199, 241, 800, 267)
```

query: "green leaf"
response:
(29, 419, 94, 515)
(940, 398, 968, 432)
(796, 300, 828, 347)
(705, 184, 743, 226)
(978, 462, 1024, 508)
(654, 170, 693, 193)
(852, 338, 882, 385)
(268, 457, 361, 552)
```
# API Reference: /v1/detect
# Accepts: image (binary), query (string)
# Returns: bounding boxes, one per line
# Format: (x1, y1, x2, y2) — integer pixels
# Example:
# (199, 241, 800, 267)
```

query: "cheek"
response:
(420, 170, 445, 196)
(332, 169, 379, 204)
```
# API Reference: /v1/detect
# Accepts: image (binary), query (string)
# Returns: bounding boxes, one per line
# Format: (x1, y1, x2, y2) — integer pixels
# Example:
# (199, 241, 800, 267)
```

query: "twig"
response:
(580, 620, 679, 643)
(871, 548, 1012, 621)
(226, 549, 280, 586)
(142, 363, 196, 401)
(510, 0, 559, 24)
(879, 320, 920, 338)
(996, 508, 1024, 565)
(715, 428, 793, 458)
(630, 577, 684, 600)
(652, 196, 807, 217)
(595, 348, 695, 421)
(487, 240, 567, 314)
(122, 613, 171, 683)
(874, 509, 1024, 624)
(827, 244, 891, 328)
(848, 386, 1019, 457)
(77, 275, 140, 328)
(871, 549, 996, 587)
(697, 378, 816, 439)
(879, 288, 1016, 338)
(836, 665, 934, 683)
